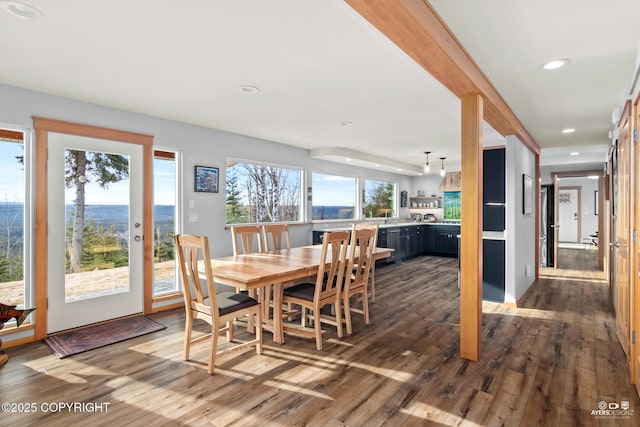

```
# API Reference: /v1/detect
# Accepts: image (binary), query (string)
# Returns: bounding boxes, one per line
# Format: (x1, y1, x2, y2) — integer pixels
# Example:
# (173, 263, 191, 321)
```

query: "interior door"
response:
(47, 133, 144, 333)
(615, 103, 631, 359)
(558, 187, 580, 243)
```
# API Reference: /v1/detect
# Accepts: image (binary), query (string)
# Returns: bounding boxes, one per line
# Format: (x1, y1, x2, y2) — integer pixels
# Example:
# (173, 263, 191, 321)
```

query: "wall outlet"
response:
(188, 213, 198, 222)
(525, 265, 533, 277)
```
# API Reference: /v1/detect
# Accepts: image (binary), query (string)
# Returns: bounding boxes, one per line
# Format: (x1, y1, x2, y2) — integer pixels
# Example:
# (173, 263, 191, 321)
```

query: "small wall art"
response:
(194, 165, 219, 193)
(522, 174, 533, 214)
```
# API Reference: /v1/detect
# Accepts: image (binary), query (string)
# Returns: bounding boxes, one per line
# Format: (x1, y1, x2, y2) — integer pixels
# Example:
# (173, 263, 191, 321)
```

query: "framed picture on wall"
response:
(522, 174, 533, 214)
(194, 165, 219, 193)
(595, 190, 599, 215)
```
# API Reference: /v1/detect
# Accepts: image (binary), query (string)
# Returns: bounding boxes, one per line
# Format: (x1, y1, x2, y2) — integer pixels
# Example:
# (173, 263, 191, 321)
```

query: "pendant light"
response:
(423, 151, 431, 174)
(439, 157, 446, 177)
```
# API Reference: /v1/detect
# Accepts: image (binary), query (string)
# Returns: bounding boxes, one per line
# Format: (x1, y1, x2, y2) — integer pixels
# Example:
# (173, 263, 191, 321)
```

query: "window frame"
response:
(363, 178, 397, 219)
(310, 171, 359, 222)
(225, 158, 304, 225)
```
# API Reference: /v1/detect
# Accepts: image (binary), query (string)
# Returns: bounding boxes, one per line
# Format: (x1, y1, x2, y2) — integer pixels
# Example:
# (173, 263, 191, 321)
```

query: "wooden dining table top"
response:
(209, 245, 393, 290)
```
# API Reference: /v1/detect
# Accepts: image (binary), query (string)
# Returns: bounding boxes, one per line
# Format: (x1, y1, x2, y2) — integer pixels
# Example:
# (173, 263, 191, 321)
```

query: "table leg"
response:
(273, 283, 284, 344)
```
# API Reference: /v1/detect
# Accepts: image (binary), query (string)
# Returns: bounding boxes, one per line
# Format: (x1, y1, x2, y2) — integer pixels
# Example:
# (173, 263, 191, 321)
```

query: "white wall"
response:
(505, 135, 537, 303)
(0, 83, 414, 342)
(0, 83, 411, 258)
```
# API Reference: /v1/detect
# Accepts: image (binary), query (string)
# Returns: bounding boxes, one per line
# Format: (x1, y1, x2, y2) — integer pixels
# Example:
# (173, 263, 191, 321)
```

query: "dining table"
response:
(209, 244, 393, 343)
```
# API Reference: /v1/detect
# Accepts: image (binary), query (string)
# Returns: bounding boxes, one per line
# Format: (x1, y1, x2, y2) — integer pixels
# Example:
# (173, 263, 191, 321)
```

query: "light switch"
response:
(189, 199, 195, 209)
(188, 213, 198, 222)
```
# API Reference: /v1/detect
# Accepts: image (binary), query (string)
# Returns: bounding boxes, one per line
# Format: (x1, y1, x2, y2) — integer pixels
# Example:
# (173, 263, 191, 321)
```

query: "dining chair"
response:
(262, 223, 291, 251)
(261, 223, 296, 321)
(352, 223, 379, 302)
(231, 225, 264, 255)
(174, 234, 262, 374)
(281, 230, 351, 350)
(343, 226, 376, 335)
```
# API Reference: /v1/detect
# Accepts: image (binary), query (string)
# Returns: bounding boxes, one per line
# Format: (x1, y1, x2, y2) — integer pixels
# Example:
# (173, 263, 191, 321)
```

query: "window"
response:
(0, 129, 28, 312)
(153, 150, 178, 296)
(364, 179, 395, 218)
(226, 160, 302, 224)
(311, 173, 356, 220)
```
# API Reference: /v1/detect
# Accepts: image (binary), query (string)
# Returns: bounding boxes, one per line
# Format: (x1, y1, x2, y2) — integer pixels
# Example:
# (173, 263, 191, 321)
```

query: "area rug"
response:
(44, 315, 166, 358)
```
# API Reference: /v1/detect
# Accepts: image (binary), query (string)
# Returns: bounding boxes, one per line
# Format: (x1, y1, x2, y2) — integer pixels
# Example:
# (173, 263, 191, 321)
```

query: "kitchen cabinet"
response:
(426, 224, 459, 257)
(483, 148, 506, 232)
(482, 239, 505, 302)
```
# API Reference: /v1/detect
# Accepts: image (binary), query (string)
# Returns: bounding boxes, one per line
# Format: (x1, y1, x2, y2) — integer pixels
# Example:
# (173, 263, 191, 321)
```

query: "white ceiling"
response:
(1, 0, 638, 174)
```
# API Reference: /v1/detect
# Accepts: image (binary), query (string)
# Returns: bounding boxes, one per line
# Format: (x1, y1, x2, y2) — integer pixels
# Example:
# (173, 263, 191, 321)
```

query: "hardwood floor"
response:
(1, 251, 638, 426)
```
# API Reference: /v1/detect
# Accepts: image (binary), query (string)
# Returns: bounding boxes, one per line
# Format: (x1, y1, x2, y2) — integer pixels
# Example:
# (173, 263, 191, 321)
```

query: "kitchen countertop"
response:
(313, 221, 461, 232)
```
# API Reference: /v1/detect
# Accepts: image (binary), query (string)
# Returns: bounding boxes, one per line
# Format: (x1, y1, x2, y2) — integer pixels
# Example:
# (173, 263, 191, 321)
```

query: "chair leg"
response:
(256, 308, 263, 355)
(208, 323, 219, 375)
(226, 321, 233, 342)
(184, 315, 193, 360)
(362, 290, 370, 325)
(335, 301, 344, 338)
(370, 267, 376, 303)
(314, 309, 323, 350)
(344, 294, 353, 335)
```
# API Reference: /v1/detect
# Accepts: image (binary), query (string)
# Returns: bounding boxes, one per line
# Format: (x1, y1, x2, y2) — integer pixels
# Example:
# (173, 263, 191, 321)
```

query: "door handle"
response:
(610, 241, 619, 248)
(134, 235, 142, 242)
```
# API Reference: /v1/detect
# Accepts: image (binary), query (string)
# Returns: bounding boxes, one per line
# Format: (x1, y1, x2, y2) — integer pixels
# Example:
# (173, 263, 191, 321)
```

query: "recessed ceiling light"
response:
(345, 158, 352, 162)
(542, 59, 569, 70)
(374, 164, 380, 167)
(238, 85, 259, 94)
(339, 121, 352, 127)
(0, 0, 42, 19)
(588, 175, 599, 180)
(570, 152, 580, 156)
(562, 128, 576, 134)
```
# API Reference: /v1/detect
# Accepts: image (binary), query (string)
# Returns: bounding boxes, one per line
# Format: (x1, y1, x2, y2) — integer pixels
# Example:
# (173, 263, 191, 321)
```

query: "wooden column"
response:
(460, 93, 483, 361)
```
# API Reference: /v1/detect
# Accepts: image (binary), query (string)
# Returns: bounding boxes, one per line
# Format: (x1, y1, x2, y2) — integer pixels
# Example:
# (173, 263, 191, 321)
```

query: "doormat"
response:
(44, 315, 166, 358)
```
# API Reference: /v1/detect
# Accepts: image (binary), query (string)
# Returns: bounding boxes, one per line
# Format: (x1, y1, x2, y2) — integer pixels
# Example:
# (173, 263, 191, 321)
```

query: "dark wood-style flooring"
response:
(1, 249, 638, 426)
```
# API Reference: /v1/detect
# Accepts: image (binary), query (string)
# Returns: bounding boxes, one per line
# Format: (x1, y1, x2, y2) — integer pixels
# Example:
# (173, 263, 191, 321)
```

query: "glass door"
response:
(47, 133, 144, 333)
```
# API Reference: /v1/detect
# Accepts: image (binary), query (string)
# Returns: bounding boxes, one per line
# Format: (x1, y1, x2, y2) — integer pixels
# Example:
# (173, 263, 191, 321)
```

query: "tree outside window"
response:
(226, 160, 301, 224)
(364, 179, 395, 218)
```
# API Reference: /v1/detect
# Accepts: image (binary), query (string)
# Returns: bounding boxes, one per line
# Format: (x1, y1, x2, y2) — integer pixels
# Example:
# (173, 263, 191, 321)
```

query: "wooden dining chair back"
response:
(231, 225, 264, 255)
(262, 223, 291, 251)
(281, 230, 351, 350)
(352, 223, 379, 301)
(174, 234, 262, 374)
(343, 226, 376, 335)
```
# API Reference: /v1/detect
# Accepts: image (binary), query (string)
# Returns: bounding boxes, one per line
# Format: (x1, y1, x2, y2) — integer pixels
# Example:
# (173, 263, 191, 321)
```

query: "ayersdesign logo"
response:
(591, 400, 634, 420)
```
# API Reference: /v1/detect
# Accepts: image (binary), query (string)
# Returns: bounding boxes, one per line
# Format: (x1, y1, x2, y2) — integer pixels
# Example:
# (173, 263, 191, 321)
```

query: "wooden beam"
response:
(33, 126, 48, 339)
(460, 93, 483, 361)
(344, 0, 540, 155)
(0, 129, 24, 141)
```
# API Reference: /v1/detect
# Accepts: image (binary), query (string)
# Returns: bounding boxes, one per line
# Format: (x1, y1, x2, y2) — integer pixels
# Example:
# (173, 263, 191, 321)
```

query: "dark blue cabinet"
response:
(482, 239, 505, 302)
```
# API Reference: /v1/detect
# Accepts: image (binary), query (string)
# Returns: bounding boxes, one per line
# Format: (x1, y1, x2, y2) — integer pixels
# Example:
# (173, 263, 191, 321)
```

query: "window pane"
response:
(364, 179, 395, 218)
(64, 149, 131, 302)
(311, 173, 356, 220)
(0, 137, 25, 308)
(153, 152, 177, 295)
(226, 161, 301, 224)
